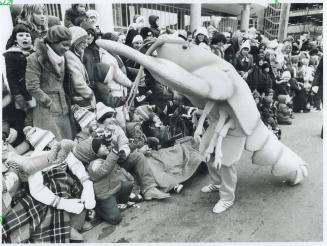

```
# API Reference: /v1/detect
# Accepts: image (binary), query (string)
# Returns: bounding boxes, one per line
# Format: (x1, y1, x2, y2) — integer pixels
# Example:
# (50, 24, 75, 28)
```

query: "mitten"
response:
(56, 198, 84, 214)
(48, 139, 75, 165)
(81, 180, 96, 209)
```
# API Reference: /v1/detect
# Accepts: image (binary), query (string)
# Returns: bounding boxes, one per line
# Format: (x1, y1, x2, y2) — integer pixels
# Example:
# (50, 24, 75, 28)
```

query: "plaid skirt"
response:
(2, 164, 82, 243)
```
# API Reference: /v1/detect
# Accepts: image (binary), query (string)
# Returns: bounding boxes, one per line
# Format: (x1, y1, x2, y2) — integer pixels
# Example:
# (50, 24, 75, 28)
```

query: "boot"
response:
(144, 187, 171, 200)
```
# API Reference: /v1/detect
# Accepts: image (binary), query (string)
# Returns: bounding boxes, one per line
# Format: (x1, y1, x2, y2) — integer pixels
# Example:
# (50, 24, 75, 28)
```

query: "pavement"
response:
(83, 110, 323, 243)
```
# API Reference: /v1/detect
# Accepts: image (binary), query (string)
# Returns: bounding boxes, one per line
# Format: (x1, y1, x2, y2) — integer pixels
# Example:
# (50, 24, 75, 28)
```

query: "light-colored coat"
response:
(26, 41, 73, 140)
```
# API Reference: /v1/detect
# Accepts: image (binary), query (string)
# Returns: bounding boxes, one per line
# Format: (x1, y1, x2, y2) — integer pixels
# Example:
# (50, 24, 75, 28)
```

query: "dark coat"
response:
(246, 64, 263, 92)
(64, 8, 88, 27)
(3, 48, 33, 105)
(25, 41, 74, 140)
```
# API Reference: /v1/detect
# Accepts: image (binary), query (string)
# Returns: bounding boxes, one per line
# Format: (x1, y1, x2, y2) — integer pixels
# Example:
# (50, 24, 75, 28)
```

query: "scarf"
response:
(46, 44, 65, 74)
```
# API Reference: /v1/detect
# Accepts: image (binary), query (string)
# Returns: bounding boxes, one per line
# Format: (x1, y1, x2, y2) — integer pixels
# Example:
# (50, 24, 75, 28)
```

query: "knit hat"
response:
(96, 102, 116, 121)
(46, 25, 72, 44)
(195, 26, 209, 39)
(132, 35, 143, 43)
(71, 104, 97, 129)
(281, 70, 291, 80)
(23, 126, 56, 151)
(69, 26, 88, 45)
(240, 39, 251, 51)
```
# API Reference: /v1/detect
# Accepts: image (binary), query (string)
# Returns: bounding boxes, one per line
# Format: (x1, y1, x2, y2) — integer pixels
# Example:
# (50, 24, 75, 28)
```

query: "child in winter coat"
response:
(277, 95, 292, 125)
(64, 4, 88, 28)
(233, 40, 254, 80)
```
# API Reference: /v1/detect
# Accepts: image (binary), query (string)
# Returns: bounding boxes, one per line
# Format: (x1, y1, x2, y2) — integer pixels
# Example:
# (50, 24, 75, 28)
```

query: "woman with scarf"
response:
(26, 25, 74, 140)
(14, 4, 61, 46)
(65, 26, 96, 113)
(4, 24, 35, 145)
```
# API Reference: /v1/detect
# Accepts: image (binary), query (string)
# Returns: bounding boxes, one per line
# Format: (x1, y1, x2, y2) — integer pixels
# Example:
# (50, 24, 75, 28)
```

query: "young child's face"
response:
(76, 5, 86, 14)
(97, 144, 110, 156)
(254, 98, 260, 104)
(264, 67, 270, 73)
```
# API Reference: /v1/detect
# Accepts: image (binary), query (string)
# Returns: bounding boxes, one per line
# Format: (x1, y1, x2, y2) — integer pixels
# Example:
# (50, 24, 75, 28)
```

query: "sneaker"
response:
(144, 187, 171, 200)
(201, 184, 221, 193)
(212, 200, 234, 214)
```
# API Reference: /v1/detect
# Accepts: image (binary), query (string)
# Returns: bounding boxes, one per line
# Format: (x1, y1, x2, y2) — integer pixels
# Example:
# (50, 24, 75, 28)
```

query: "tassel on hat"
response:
(72, 105, 97, 129)
(23, 126, 56, 152)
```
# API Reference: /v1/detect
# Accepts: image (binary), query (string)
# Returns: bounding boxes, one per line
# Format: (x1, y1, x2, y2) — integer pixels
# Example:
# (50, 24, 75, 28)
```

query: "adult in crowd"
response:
(210, 32, 227, 59)
(64, 4, 88, 28)
(25, 25, 74, 140)
(194, 26, 211, 52)
(65, 26, 96, 112)
(148, 15, 160, 38)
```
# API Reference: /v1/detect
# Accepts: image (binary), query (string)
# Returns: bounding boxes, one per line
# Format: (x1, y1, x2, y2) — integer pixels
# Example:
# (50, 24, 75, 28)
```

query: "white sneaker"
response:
(201, 184, 221, 193)
(212, 200, 234, 214)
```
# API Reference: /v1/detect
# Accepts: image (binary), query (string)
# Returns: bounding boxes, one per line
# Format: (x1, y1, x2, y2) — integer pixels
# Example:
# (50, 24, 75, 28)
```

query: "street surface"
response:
(84, 110, 323, 243)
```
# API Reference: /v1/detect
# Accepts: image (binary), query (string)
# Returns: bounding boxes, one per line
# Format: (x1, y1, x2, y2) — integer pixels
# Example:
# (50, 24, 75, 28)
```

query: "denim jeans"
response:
(119, 151, 157, 193)
(95, 181, 133, 225)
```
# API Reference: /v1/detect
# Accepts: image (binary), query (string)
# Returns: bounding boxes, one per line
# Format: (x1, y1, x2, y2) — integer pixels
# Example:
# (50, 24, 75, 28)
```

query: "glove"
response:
(81, 180, 96, 209)
(56, 198, 84, 214)
(6, 128, 17, 144)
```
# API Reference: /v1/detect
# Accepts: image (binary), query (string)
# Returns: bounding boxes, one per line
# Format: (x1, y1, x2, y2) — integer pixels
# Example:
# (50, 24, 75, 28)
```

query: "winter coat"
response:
(149, 15, 160, 38)
(25, 41, 73, 140)
(64, 8, 88, 27)
(246, 64, 263, 92)
(82, 43, 100, 84)
(73, 138, 122, 200)
(125, 28, 139, 48)
(258, 71, 273, 95)
(3, 47, 33, 109)
(65, 50, 95, 110)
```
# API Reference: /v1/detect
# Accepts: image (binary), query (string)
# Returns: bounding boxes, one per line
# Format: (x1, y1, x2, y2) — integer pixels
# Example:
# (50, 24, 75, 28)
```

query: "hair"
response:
(211, 32, 227, 45)
(18, 4, 48, 31)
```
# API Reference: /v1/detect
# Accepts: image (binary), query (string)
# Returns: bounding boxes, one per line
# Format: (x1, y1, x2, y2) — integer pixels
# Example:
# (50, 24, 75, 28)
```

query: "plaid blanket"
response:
(2, 163, 82, 243)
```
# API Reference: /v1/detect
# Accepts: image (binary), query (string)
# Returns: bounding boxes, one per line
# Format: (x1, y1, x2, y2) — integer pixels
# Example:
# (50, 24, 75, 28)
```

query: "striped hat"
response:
(23, 126, 56, 152)
(72, 104, 97, 129)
